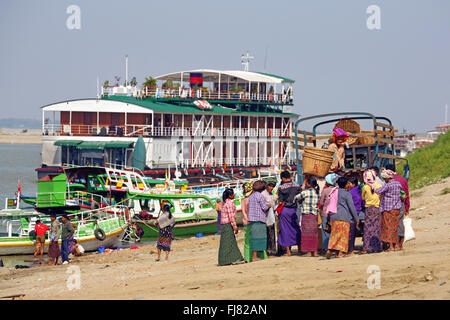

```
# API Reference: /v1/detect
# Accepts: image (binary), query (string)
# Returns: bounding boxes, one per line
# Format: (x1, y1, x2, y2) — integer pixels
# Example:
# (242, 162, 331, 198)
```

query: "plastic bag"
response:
(403, 217, 415, 242)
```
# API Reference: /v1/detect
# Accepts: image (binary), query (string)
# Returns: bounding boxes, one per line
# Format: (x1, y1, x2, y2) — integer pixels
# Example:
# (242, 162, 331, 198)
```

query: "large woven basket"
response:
(334, 119, 361, 134)
(302, 147, 334, 177)
(358, 135, 376, 145)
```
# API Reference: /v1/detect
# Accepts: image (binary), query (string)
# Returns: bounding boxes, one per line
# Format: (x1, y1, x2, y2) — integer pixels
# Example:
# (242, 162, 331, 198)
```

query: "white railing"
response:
(181, 156, 292, 168)
(43, 124, 291, 139)
(103, 86, 294, 104)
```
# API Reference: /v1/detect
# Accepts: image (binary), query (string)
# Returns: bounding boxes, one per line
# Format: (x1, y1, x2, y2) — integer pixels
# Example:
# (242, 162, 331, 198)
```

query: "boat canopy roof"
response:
(155, 69, 295, 84)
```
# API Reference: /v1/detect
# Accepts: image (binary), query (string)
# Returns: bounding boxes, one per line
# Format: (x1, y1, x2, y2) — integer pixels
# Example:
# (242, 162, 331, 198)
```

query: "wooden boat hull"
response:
(0, 227, 125, 256)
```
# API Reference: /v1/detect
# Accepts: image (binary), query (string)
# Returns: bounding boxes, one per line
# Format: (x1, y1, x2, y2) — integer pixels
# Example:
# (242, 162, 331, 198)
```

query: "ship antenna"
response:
(241, 51, 254, 72)
(125, 54, 129, 86)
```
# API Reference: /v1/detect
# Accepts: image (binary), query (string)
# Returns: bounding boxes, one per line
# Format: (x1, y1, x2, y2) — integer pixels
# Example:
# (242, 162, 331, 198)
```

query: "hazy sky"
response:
(1, 0, 449, 133)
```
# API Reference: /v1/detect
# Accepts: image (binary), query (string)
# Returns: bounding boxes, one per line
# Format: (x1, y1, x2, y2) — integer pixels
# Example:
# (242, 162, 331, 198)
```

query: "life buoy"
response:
(94, 228, 106, 241)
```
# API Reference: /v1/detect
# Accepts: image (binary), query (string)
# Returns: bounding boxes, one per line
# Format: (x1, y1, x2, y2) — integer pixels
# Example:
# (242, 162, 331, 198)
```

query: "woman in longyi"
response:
(328, 127, 349, 172)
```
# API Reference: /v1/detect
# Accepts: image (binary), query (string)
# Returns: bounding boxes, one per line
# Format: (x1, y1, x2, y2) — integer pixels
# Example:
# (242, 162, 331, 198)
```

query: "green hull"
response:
(135, 217, 218, 239)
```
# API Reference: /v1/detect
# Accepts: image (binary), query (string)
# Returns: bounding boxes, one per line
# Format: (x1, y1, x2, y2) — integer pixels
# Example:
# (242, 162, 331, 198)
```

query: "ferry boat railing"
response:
(43, 123, 289, 139)
(102, 86, 294, 104)
(181, 156, 292, 169)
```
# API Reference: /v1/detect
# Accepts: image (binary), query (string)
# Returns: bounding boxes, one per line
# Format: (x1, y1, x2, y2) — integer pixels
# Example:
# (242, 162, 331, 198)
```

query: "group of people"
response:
(33, 214, 84, 265)
(217, 163, 410, 265)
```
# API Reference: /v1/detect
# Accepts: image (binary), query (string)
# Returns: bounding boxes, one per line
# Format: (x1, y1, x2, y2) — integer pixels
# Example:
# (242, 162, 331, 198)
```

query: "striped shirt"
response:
(220, 198, 237, 229)
(375, 180, 402, 212)
(296, 188, 320, 215)
(248, 192, 269, 223)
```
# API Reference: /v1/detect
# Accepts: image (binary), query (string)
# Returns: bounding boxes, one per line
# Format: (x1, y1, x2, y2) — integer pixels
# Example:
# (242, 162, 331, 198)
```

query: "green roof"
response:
(54, 140, 83, 147)
(104, 141, 134, 148)
(254, 72, 295, 83)
(102, 96, 298, 117)
(55, 140, 133, 149)
(77, 141, 107, 150)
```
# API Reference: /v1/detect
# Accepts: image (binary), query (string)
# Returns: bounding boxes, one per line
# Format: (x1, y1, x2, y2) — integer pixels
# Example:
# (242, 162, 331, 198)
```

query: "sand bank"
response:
(0, 128, 41, 145)
(0, 178, 449, 300)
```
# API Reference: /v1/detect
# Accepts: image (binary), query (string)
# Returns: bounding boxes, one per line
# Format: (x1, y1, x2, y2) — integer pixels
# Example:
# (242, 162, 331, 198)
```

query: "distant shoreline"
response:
(0, 128, 41, 145)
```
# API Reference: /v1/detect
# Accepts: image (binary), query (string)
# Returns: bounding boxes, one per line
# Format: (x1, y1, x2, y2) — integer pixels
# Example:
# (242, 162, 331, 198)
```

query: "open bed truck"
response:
(293, 112, 409, 184)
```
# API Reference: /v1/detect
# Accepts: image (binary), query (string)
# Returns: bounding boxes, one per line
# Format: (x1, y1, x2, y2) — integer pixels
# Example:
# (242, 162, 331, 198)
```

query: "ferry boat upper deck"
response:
(38, 68, 298, 179)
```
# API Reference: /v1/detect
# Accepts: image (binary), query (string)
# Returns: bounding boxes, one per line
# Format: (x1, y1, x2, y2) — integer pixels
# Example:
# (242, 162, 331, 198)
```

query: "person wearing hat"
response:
(241, 183, 267, 262)
(328, 127, 349, 172)
(60, 215, 75, 264)
(375, 169, 403, 251)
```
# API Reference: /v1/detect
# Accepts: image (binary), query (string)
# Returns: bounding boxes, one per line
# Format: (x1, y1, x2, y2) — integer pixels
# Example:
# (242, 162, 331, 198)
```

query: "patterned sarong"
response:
(300, 214, 318, 252)
(157, 226, 174, 252)
(267, 224, 277, 255)
(328, 220, 350, 253)
(363, 206, 382, 252)
(218, 223, 244, 266)
(380, 209, 400, 244)
(250, 221, 267, 252)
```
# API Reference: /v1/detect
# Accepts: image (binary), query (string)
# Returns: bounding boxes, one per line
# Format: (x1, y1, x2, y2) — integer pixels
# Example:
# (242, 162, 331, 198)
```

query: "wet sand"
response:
(0, 178, 449, 300)
(0, 128, 41, 145)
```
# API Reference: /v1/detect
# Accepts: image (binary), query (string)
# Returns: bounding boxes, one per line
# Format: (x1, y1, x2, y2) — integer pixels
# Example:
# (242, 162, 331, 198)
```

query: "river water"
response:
(0, 144, 158, 267)
(0, 144, 41, 207)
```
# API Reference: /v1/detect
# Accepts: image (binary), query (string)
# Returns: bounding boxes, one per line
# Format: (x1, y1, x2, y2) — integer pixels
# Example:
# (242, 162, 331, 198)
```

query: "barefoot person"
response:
(385, 164, 410, 250)
(347, 177, 363, 254)
(248, 180, 271, 262)
(156, 203, 177, 261)
(361, 169, 382, 253)
(326, 177, 359, 259)
(296, 177, 320, 257)
(34, 220, 50, 260)
(218, 188, 244, 266)
(277, 171, 301, 256)
(375, 169, 403, 251)
(48, 215, 61, 265)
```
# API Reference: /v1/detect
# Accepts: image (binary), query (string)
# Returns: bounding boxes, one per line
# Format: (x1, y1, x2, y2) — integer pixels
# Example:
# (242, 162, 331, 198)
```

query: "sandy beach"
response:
(0, 128, 41, 145)
(0, 178, 449, 300)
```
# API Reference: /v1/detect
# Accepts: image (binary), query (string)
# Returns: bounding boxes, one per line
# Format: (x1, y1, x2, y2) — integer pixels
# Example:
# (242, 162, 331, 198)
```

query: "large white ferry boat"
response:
(38, 67, 298, 180)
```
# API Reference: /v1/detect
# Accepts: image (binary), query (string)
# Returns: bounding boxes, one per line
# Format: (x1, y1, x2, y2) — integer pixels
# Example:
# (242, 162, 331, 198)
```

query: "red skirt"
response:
(300, 214, 318, 252)
(380, 209, 400, 243)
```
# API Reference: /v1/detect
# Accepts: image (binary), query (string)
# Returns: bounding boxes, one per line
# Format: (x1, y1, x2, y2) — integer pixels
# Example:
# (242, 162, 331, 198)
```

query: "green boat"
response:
(0, 206, 128, 255)
(129, 192, 218, 238)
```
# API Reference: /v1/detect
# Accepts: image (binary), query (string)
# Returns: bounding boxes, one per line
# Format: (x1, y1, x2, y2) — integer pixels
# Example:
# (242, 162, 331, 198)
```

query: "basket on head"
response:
(334, 119, 361, 134)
